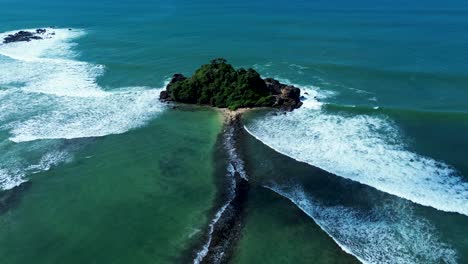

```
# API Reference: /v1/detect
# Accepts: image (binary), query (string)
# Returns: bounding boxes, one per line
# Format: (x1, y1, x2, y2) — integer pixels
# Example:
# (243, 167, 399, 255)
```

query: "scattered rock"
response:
(3, 30, 43, 44)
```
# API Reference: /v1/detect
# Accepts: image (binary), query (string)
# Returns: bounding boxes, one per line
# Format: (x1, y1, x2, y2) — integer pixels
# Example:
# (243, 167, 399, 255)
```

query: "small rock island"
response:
(160, 58, 303, 111)
(3, 29, 49, 44)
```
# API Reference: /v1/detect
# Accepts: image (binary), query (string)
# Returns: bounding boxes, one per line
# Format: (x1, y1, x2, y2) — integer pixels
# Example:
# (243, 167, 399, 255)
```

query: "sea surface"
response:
(0, 0, 467, 263)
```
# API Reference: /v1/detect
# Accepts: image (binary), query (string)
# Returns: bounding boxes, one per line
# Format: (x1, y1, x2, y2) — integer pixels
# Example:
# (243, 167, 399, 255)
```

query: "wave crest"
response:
(268, 184, 458, 264)
(245, 90, 468, 215)
(0, 27, 166, 142)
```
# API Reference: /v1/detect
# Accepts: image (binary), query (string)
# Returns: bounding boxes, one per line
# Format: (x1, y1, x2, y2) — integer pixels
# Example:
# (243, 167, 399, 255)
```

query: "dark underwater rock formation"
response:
(0, 182, 31, 215)
(160, 58, 302, 111)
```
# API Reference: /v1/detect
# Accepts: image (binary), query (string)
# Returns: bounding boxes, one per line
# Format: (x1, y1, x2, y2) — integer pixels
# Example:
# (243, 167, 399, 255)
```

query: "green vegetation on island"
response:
(160, 59, 302, 111)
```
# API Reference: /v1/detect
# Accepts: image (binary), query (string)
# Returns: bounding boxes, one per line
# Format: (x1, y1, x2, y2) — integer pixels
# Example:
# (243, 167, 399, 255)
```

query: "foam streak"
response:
(246, 104, 468, 215)
(267, 184, 458, 264)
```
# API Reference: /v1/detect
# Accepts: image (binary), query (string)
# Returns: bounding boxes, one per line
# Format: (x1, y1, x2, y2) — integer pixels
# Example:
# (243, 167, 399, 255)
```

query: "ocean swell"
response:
(0, 27, 166, 142)
(245, 88, 468, 216)
(267, 184, 458, 264)
(0, 27, 166, 190)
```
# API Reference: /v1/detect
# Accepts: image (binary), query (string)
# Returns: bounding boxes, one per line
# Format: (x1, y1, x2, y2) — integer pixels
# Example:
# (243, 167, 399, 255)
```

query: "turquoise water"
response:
(1, 0, 467, 263)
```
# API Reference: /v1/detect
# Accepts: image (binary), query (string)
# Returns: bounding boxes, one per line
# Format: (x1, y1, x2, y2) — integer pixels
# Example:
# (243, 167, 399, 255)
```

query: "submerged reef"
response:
(160, 58, 302, 111)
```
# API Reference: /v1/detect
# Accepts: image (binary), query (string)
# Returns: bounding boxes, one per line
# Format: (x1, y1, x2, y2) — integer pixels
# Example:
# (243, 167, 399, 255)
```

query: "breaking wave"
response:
(0, 27, 166, 142)
(0, 27, 167, 189)
(267, 184, 458, 264)
(245, 85, 468, 216)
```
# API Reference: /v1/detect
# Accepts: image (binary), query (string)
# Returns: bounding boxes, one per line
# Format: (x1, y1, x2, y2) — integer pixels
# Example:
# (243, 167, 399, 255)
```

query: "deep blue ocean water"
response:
(0, 0, 467, 263)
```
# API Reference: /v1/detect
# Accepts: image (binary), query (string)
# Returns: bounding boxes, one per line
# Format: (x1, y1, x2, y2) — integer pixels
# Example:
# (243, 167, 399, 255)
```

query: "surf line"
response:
(193, 109, 250, 264)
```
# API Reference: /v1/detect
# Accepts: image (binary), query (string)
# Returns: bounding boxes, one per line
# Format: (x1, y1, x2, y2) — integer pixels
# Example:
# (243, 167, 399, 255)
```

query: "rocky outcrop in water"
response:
(160, 74, 187, 100)
(3, 29, 48, 44)
(194, 111, 250, 264)
(160, 59, 302, 111)
(264, 78, 302, 111)
(201, 171, 249, 264)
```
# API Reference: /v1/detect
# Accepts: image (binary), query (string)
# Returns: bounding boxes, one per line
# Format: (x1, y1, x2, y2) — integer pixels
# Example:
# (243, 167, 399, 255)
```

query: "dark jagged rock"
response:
(263, 78, 283, 94)
(264, 78, 302, 111)
(159, 90, 170, 100)
(167, 73, 187, 91)
(160, 59, 302, 111)
(160, 74, 187, 101)
(199, 112, 249, 264)
(36, 28, 46, 34)
(3, 30, 43, 44)
(0, 182, 31, 215)
(202, 171, 249, 264)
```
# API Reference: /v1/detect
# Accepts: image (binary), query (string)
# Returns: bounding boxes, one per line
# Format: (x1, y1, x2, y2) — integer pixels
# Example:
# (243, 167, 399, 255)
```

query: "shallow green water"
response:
(0, 109, 221, 263)
(233, 186, 358, 264)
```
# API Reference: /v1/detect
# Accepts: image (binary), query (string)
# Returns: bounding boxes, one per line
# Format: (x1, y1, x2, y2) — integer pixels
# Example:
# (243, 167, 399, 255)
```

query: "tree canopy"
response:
(167, 58, 276, 110)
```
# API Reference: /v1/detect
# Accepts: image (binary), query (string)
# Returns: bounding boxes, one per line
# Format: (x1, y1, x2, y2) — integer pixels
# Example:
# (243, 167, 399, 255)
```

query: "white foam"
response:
(224, 126, 247, 179)
(0, 27, 167, 189)
(0, 28, 166, 142)
(0, 149, 72, 190)
(0, 28, 105, 97)
(245, 99, 468, 215)
(5, 87, 164, 142)
(268, 185, 458, 264)
(0, 168, 26, 190)
(0, 28, 84, 61)
(27, 150, 72, 172)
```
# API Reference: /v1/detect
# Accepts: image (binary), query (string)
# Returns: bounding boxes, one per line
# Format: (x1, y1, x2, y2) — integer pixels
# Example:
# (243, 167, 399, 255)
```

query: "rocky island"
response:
(161, 59, 305, 263)
(160, 58, 303, 111)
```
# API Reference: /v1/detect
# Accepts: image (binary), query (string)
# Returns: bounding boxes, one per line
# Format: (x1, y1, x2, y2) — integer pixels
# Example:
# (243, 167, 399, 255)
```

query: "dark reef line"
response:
(0, 182, 31, 215)
(191, 111, 250, 264)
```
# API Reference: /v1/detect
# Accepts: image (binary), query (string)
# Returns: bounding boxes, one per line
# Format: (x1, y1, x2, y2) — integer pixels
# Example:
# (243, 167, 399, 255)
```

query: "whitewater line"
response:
(264, 184, 458, 264)
(244, 124, 468, 216)
(0, 27, 168, 190)
(263, 185, 368, 264)
(193, 198, 233, 264)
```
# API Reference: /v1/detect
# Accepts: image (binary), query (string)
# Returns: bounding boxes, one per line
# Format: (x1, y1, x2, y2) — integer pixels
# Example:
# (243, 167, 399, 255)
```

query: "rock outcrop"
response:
(160, 59, 302, 111)
(3, 29, 49, 44)
(264, 78, 302, 111)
